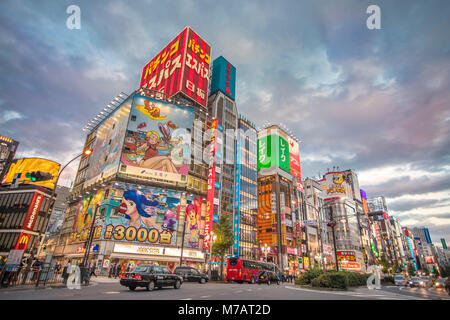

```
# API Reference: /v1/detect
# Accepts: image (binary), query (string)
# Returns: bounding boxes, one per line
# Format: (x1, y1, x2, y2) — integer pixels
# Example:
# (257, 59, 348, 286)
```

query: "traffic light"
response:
(42, 246, 46, 253)
(25, 171, 54, 182)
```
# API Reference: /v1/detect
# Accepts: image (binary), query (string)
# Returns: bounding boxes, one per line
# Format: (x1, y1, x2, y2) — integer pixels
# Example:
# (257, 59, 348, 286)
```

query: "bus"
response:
(226, 257, 280, 284)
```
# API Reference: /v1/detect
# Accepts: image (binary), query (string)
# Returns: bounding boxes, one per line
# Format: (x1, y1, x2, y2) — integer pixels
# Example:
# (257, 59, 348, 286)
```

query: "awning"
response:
(110, 253, 205, 263)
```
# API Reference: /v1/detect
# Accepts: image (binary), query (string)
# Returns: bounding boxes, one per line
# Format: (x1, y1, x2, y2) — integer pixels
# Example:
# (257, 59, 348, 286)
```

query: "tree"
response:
(379, 255, 391, 274)
(212, 201, 234, 281)
(421, 268, 429, 276)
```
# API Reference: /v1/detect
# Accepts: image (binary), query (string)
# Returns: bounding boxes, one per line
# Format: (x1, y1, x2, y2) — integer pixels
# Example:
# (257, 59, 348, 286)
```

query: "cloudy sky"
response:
(1, 0, 449, 243)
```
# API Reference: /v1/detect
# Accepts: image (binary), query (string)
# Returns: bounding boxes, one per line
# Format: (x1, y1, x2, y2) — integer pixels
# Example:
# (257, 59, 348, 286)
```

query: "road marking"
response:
(247, 289, 252, 292)
(180, 298, 192, 300)
(201, 295, 211, 298)
(103, 291, 120, 294)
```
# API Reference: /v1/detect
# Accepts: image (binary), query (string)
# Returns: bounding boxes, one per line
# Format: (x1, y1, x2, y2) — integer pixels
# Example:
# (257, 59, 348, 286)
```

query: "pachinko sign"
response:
(102, 183, 181, 246)
(184, 196, 203, 249)
(139, 26, 211, 108)
(319, 172, 352, 200)
(121, 94, 194, 183)
(204, 119, 218, 250)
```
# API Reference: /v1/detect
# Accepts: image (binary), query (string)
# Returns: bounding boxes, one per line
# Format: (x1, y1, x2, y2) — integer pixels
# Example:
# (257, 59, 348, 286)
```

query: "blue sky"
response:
(0, 0, 449, 243)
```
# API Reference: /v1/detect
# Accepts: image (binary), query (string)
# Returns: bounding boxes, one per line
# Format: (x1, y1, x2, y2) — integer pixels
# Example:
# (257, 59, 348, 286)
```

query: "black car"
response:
(119, 264, 182, 291)
(445, 277, 450, 296)
(174, 266, 209, 284)
(257, 271, 280, 285)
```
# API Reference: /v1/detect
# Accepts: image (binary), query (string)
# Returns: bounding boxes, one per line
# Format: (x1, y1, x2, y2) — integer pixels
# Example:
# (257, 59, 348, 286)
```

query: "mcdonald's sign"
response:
(15, 232, 31, 250)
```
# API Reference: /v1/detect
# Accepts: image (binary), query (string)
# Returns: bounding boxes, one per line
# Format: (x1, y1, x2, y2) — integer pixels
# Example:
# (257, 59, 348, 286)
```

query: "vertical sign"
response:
(278, 136, 290, 173)
(288, 136, 301, 180)
(233, 134, 242, 256)
(15, 192, 44, 250)
(210, 56, 236, 100)
(441, 238, 447, 250)
(204, 119, 218, 250)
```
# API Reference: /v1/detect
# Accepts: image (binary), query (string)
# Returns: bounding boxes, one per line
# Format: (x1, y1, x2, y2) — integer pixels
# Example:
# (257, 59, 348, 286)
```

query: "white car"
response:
(394, 274, 407, 286)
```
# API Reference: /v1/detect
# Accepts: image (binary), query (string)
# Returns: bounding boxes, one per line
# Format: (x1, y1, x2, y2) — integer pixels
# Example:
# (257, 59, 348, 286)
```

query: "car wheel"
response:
(277, 280, 280, 285)
(129, 286, 136, 291)
(251, 277, 255, 284)
(174, 279, 181, 289)
(146, 281, 155, 291)
(267, 280, 271, 285)
(200, 278, 206, 284)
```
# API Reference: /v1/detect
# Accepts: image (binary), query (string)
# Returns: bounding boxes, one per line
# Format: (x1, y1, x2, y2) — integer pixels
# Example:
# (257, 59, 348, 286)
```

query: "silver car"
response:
(394, 274, 407, 286)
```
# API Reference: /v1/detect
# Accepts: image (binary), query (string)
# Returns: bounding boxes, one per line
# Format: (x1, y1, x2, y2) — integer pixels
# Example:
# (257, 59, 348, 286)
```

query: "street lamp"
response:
(327, 220, 339, 272)
(208, 232, 217, 280)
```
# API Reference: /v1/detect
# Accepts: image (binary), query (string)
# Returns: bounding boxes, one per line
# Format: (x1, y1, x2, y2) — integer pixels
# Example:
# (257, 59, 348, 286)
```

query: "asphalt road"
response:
(1, 279, 448, 300)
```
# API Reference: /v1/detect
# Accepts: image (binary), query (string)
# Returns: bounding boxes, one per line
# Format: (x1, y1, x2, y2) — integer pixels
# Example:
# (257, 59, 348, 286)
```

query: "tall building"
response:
(45, 186, 71, 236)
(367, 196, 388, 212)
(319, 171, 365, 272)
(257, 124, 303, 274)
(55, 27, 213, 273)
(0, 135, 19, 183)
(207, 56, 238, 220)
(411, 226, 432, 245)
(233, 115, 258, 260)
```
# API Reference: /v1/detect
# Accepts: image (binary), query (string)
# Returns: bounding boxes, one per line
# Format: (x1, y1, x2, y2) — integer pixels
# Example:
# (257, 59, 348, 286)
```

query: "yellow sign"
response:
(2, 158, 60, 189)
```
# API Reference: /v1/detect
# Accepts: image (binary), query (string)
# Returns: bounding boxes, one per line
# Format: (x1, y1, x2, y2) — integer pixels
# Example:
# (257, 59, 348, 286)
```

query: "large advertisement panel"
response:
(2, 158, 60, 189)
(320, 172, 353, 200)
(140, 28, 188, 99)
(84, 96, 132, 188)
(139, 27, 211, 108)
(257, 128, 300, 178)
(210, 56, 236, 100)
(120, 94, 193, 183)
(102, 184, 181, 246)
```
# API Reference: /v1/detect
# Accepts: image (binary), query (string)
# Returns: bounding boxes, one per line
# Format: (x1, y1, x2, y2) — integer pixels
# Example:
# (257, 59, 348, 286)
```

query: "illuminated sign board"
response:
(139, 27, 212, 108)
(2, 158, 61, 190)
(233, 134, 242, 256)
(0, 135, 19, 182)
(204, 119, 218, 250)
(210, 56, 236, 100)
(319, 172, 352, 200)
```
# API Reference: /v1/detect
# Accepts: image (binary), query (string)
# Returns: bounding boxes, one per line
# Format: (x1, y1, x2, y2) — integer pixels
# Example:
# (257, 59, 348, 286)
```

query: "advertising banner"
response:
(184, 196, 203, 249)
(140, 28, 188, 99)
(320, 172, 352, 200)
(120, 94, 194, 183)
(288, 136, 301, 180)
(336, 250, 357, 262)
(71, 189, 104, 243)
(210, 56, 236, 100)
(22, 192, 44, 231)
(84, 96, 132, 188)
(101, 183, 181, 246)
(233, 133, 242, 256)
(2, 158, 60, 189)
(139, 27, 211, 108)
(204, 119, 218, 250)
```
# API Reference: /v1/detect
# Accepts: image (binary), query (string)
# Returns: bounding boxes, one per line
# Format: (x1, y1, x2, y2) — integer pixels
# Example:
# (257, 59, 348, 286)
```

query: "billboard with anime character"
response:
(183, 196, 203, 249)
(84, 96, 133, 188)
(102, 183, 181, 246)
(120, 94, 193, 183)
(71, 189, 104, 243)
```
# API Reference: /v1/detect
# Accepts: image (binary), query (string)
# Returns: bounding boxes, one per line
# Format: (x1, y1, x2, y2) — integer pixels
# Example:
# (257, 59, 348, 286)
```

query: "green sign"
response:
(257, 134, 291, 173)
(298, 257, 302, 264)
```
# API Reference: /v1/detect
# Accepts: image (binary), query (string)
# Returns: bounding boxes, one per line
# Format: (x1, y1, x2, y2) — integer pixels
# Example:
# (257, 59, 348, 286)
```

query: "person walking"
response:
(89, 262, 97, 278)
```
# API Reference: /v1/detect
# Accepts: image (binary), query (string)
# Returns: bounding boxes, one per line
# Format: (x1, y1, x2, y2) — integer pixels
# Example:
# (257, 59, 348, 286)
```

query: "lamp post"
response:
(328, 220, 339, 271)
(25, 148, 92, 285)
(208, 232, 217, 280)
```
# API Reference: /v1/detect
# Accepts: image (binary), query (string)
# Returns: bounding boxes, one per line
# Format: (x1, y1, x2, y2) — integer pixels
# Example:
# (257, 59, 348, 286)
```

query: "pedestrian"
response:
(62, 262, 70, 284)
(114, 264, 120, 279)
(108, 264, 113, 278)
(90, 262, 97, 278)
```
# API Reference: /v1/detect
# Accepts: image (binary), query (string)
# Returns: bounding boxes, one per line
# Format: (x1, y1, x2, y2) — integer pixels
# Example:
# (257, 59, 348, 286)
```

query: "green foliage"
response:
(299, 268, 324, 285)
(379, 255, 390, 273)
(339, 271, 371, 286)
(212, 204, 234, 280)
(312, 272, 348, 289)
(421, 268, 430, 276)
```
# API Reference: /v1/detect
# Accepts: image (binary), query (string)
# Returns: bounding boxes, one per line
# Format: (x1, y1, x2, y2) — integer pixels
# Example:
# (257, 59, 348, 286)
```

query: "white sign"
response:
(113, 243, 204, 259)
(303, 219, 319, 226)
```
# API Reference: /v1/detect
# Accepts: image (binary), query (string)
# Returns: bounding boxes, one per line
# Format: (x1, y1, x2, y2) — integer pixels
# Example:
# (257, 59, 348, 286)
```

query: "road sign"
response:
(119, 203, 127, 214)
(5, 250, 24, 266)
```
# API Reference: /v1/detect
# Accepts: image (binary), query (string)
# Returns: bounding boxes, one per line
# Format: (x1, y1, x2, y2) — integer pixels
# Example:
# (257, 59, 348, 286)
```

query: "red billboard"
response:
(288, 136, 301, 180)
(22, 192, 44, 232)
(139, 27, 211, 108)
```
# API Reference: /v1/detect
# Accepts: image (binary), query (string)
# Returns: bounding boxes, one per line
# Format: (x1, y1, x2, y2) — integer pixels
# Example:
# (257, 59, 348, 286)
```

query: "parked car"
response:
(394, 274, 408, 286)
(174, 266, 209, 284)
(409, 277, 421, 287)
(119, 264, 182, 291)
(419, 276, 433, 288)
(257, 271, 280, 285)
(434, 278, 447, 289)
